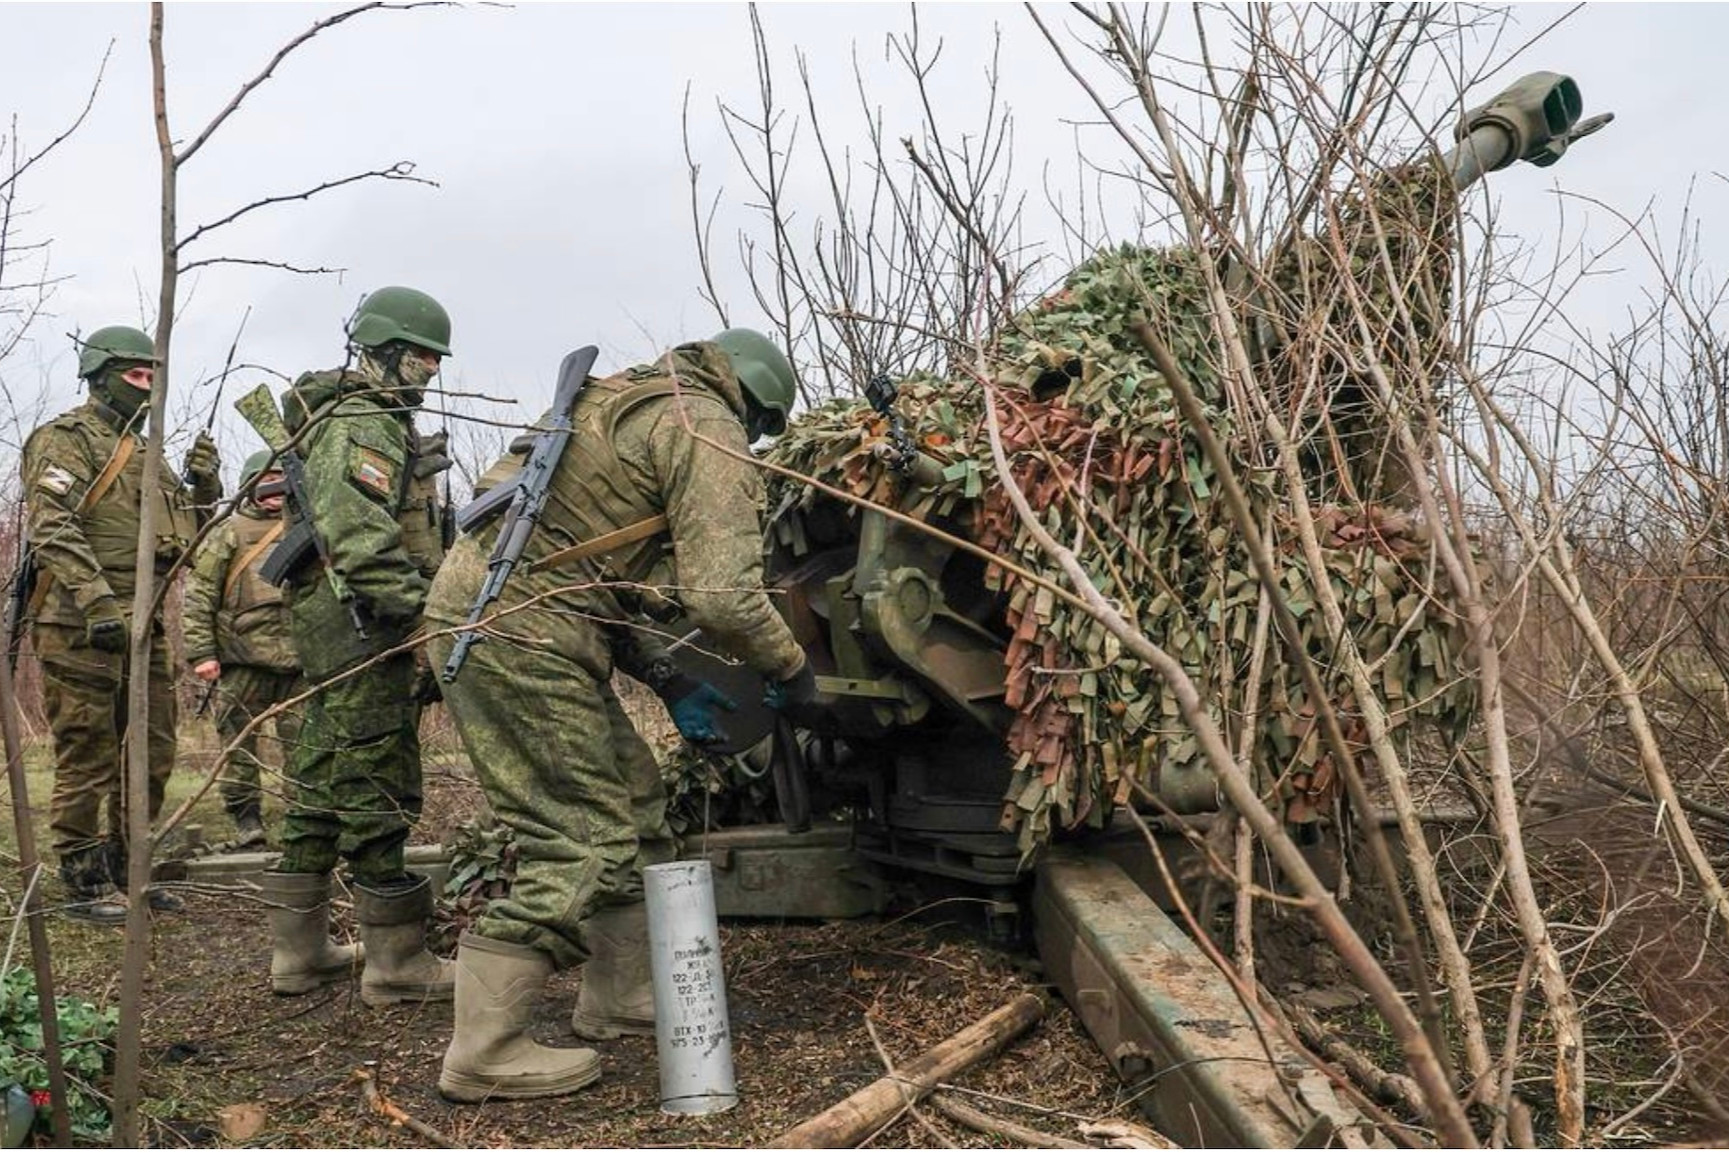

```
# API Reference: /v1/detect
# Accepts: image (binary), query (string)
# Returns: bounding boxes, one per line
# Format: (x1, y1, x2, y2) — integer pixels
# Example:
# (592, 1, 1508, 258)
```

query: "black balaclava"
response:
(89, 362, 152, 424)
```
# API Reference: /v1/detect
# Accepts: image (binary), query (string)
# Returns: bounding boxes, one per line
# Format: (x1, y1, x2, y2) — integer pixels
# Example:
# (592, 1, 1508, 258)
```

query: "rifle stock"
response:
(233, 383, 367, 640)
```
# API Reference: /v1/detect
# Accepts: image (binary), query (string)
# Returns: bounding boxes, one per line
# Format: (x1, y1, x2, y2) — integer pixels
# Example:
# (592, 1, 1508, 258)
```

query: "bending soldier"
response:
(259, 287, 453, 1006)
(20, 325, 221, 923)
(426, 328, 815, 1103)
(184, 449, 303, 849)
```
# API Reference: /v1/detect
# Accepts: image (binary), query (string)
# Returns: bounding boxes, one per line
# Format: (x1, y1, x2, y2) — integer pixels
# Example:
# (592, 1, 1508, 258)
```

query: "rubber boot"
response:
(59, 850, 127, 926)
(570, 902, 656, 1040)
(438, 933, 601, 1102)
(355, 875, 455, 1007)
(261, 871, 363, 995)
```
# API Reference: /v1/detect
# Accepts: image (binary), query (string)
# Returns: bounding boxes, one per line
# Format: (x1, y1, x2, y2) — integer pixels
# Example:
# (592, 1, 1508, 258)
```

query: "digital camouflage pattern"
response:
(21, 397, 203, 871)
(184, 504, 299, 672)
(184, 504, 304, 817)
(423, 342, 802, 965)
(206, 665, 302, 818)
(275, 357, 444, 884)
(424, 615, 675, 969)
(438, 341, 805, 683)
(763, 161, 1476, 851)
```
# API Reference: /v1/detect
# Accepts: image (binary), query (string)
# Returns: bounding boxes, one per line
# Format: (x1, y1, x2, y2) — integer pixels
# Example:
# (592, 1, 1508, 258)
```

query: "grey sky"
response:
(2, 3, 1726, 481)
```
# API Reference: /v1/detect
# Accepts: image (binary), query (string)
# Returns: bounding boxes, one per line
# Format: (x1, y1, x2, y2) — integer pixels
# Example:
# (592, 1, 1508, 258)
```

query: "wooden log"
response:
(768, 993, 1045, 1148)
(928, 1092, 1089, 1149)
(1288, 1004, 1426, 1117)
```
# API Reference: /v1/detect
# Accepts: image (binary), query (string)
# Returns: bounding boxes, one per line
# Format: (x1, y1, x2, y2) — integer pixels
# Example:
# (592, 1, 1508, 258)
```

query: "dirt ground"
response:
(106, 894, 1124, 1149)
(19, 751, 1129, 1150)
(20, 696, 1729, 1147)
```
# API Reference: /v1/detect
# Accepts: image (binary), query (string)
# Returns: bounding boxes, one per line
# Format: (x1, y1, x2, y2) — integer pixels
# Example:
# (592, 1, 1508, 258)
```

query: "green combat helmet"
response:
(239, 449, 275, 490)
(713, 327, 796, 437)
(346, 286, 453, 356)
(78, 325, 159, 380)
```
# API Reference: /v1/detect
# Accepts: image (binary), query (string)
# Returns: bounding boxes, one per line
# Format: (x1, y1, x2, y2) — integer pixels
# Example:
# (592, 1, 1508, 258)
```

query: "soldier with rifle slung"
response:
(183, 450, 303, 850)
(425, 329, 815, 1103)
(238, 287, 454, 1006)
(16, 325, 221, 923)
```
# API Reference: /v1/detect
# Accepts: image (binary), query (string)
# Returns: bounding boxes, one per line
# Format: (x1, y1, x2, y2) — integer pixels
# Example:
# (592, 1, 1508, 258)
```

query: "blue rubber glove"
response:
(667, 679, 739, 747)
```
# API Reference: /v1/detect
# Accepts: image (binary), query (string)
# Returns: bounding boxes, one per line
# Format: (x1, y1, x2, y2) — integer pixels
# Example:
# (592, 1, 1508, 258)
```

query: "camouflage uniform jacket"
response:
(21, 398, 201, 628)
(183, 504, 298, 672)
(433, 341, 803, 682)
(285, 368, 444, 679)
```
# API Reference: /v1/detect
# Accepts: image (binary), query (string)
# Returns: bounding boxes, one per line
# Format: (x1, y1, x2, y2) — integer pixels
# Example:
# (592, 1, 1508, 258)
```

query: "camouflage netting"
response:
(754, 161, 1478, 851)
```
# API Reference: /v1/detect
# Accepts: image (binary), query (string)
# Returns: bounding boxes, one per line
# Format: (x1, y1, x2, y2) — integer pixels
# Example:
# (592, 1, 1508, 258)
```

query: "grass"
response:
(0, 717, 271, 871)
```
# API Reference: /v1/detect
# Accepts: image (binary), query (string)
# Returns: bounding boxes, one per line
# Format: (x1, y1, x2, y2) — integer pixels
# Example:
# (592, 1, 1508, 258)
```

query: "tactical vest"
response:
(491, 371, 684, 590)
(30, 403, 198, 627)
(215, 507, 298, 671)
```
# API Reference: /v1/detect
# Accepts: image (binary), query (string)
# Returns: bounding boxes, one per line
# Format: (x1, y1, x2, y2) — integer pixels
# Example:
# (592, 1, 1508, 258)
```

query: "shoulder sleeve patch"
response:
(37, 466, 77, 497)
(349, 446, 397, 500)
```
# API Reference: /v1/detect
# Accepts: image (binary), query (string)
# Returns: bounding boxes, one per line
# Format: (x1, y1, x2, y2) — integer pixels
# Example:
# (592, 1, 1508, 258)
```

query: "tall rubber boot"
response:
(260, 871, 363, 995)
(355, 875, 455, 1007)
(438, 933, 601, 1103)
(570, 901, 656, 1040)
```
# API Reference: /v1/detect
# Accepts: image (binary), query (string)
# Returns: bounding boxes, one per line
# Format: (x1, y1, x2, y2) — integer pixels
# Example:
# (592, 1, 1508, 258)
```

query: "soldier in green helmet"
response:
(425, 328, 814, 1102)
(20, 324, 222, 923)
(184, 449, 303, 849)
(257, 286, 455, 1006)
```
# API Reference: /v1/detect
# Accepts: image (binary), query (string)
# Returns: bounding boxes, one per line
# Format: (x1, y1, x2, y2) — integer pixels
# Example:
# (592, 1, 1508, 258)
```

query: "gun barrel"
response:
(441, 629, 479, 683)
(1441, 123, 1514, 193)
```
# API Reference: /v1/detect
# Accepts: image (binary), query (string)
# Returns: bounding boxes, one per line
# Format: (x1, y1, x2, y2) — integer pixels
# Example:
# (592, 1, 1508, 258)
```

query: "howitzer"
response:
(441, 345, 599, 684)
(666, 70, 1615, 878)
(233, 383, 368, 640)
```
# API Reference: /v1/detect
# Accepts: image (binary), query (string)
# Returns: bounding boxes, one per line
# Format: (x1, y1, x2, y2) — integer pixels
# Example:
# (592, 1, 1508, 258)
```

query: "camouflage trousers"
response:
(426, 626, 676, 970)
(211, 665, 304, 815)
(275, 650, 421, 886)
(31, 623, 175, 864)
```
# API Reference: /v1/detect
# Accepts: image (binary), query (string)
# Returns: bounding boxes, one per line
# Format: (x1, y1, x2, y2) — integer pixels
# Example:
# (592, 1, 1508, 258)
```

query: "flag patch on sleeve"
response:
(350, 449, 396, 499)
(37, 466, 76, 497)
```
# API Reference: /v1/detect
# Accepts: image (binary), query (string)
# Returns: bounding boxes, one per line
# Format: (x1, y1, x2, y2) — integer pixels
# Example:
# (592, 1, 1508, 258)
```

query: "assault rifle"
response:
(184, 306, 250, 488)
(441, 345, 598, 683)
(4, 547, 34, 674)
(233, 383, 368, 640)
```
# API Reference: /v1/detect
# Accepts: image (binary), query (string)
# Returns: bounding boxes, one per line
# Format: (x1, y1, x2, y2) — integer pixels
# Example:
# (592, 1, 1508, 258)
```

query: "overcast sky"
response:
(2, 2, 1726, 483)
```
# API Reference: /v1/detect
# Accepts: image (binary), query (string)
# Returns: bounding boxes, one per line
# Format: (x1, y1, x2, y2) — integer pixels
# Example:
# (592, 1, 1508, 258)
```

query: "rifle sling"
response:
(27, 434, 138, 617)
(527, 514, 669, 574)
(223, 519, 287, 602)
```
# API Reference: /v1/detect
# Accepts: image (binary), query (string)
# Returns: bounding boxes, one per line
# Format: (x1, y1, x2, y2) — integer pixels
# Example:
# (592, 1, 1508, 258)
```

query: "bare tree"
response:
(112, 5, 442, 1142)
(0, 50, 111, 1148)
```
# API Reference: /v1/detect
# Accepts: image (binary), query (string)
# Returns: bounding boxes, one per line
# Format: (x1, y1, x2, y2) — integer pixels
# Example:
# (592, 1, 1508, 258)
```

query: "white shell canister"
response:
(644, 860, 738, 1114)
